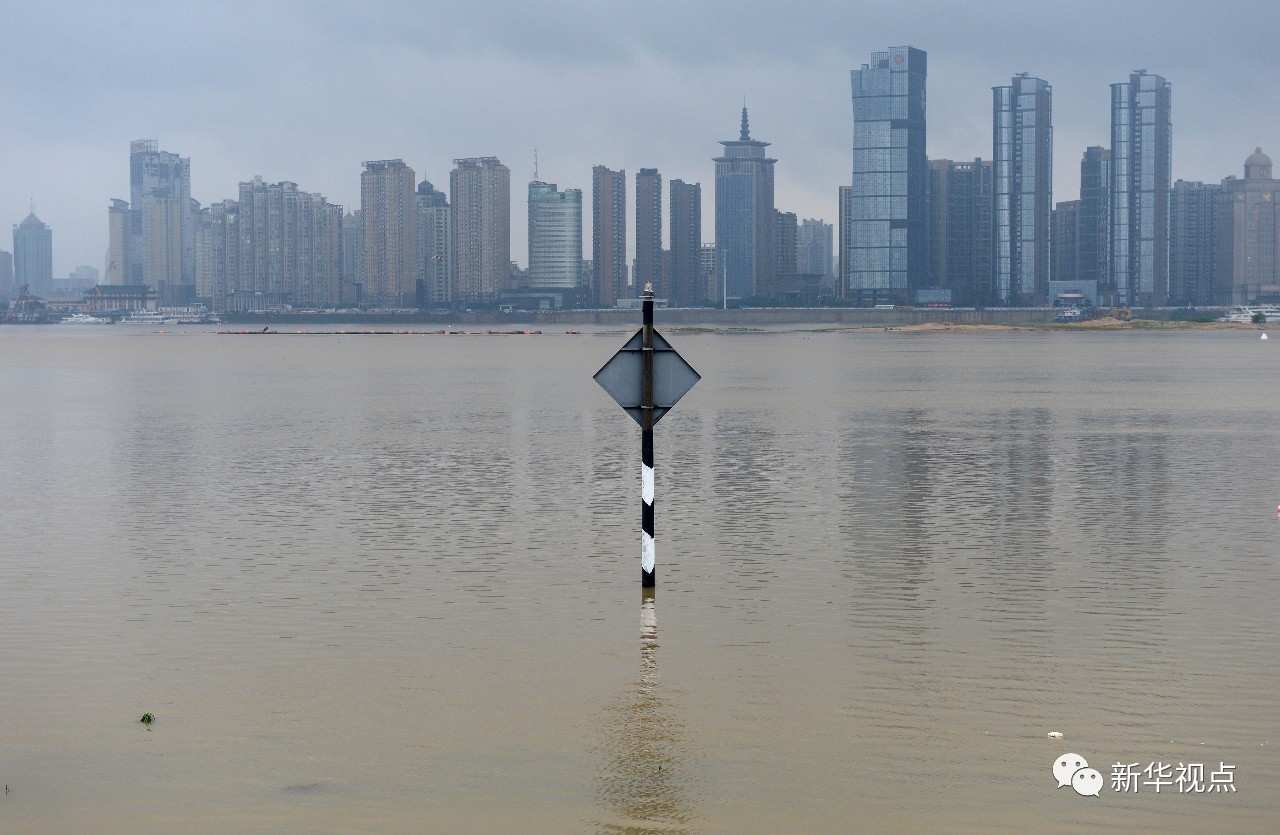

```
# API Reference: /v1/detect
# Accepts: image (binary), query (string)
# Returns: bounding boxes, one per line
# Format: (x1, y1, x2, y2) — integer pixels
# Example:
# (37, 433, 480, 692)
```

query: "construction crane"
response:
(4, 284, 47, 323)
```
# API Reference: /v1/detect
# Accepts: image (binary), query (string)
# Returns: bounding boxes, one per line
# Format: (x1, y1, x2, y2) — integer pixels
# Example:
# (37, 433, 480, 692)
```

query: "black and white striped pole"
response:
(639, 288, 656, 586)
(595, 283, 699, 589)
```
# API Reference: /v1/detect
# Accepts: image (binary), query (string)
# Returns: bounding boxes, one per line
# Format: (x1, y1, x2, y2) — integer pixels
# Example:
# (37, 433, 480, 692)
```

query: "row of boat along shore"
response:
(216, 328, 566, 335)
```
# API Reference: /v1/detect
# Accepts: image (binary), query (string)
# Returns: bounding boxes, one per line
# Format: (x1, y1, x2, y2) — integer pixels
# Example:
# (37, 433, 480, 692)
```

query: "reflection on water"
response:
(594, 589, 696, 833)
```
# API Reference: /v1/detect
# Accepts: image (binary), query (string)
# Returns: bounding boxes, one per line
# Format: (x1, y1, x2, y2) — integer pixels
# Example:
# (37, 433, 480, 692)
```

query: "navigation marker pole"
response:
(595, 283, 700, 590)
(640, 286, 657, 586)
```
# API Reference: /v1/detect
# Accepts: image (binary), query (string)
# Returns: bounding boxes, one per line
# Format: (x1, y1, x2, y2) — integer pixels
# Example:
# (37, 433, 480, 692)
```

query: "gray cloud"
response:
(3, 1, 1277, 275)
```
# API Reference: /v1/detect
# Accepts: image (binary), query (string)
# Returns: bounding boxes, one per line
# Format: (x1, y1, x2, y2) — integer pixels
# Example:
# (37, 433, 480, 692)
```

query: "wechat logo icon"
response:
(1054, 753, 1103, 797)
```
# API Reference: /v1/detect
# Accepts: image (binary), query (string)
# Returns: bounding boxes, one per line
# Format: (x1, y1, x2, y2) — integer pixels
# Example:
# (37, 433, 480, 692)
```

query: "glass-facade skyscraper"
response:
(527, 179, 583, 293)
(848, 46, 926, 302)
(714, 107, 776, 301)
(993, 74, 1052, 305)
(1110, 71, 1171, 307)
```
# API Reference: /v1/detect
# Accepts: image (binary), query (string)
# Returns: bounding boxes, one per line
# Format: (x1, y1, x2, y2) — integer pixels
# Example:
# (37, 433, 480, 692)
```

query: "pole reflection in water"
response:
(593, 589, 696, 834)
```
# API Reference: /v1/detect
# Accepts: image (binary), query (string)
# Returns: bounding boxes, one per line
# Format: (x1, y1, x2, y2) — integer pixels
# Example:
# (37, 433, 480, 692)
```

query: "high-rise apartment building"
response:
(196, 199, 239, 310)
(451, 157, 511, 303)
(129, 139, 194, 301)
(13, 212, 53, 293)
(527, 179, 583, 293)
(1169, 180, 1221, 305)
(236, 176, 342, 309)
(926, 159, 993, 305)
(993, 74, 1052, 305)
(635, 168, 663, 296)
(1218, 148, 1280, 304)
(592, 166, 627, 307)
(1078, 147, 1111, 296)
(668, 179, 701, 306)
(361, 159, 417, 308)
(714, 107, 777, 301)
(417, 181, 453, 307)
(1110, 71, 1172, 307)
(848, 46, 927, 302)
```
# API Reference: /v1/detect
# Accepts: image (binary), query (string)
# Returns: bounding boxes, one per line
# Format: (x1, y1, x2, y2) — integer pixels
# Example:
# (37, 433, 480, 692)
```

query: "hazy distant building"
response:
(1169, 180, 1221, 305)
(635, 168, 663, 297)
(592, 166, 627, 307)
(106, 199, 130, 285)
(13, 212, 52, 294)
(527, 179, 583, 293)
(0, 250, 13, 297)
(1078, 147, 1111, 296)
(668, 179, 702, 306)
(342, 210, 361, 305)
(993, 74, 1052, 305)
(129, 140, 194, 301)
(1218, 148, 1280, 304)
(451, 157, 511, 303)
(1110, 71, 1172, 307)
(927, 159, 993, 305)
(360, 159, 417, 308)
(797, 218, 833, 282)
(68, 265, 99, 286)
(775, 210, 797, 279)
(848, 46, 927, 302)
(714, 107, 777, 301)
(416, 181, 453, 306)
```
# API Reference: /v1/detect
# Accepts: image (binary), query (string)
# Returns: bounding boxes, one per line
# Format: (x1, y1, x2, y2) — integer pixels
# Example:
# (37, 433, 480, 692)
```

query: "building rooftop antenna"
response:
(533, 149, 539, 180)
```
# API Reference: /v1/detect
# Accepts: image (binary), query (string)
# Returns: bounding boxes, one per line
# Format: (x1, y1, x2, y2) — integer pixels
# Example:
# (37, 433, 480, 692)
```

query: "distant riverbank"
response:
(219, 307, 1244, 329)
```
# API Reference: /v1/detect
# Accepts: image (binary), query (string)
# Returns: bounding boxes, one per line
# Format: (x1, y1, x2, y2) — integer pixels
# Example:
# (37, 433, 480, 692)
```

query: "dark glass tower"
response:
(927, 159, 993, 305)
(1078, 147, 1111, 294)
(993, 74, 1052, 305)
(848, 46, 926, 302)
(1110, 71, 1172, 307)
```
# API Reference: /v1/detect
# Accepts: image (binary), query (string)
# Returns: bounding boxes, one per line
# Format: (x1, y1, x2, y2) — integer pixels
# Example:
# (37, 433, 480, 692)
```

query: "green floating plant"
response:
(140, 713, 155, 726)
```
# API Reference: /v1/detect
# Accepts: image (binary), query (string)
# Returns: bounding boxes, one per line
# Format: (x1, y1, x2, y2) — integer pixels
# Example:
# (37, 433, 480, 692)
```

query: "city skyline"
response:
(4, 2, 1279, 277)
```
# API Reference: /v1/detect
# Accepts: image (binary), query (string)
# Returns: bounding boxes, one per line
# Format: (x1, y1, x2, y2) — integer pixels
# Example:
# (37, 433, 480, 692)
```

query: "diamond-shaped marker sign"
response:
(594, 329, 700, 426)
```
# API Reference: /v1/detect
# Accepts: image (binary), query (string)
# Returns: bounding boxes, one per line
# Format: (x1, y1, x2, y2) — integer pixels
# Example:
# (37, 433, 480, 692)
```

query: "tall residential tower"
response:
(592, 166, 627, 307)
(451, 157, 511, 303)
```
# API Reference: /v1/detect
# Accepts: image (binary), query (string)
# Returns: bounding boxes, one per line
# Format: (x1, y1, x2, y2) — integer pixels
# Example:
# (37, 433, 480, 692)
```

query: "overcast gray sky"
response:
(4, 0, 1277, 277)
